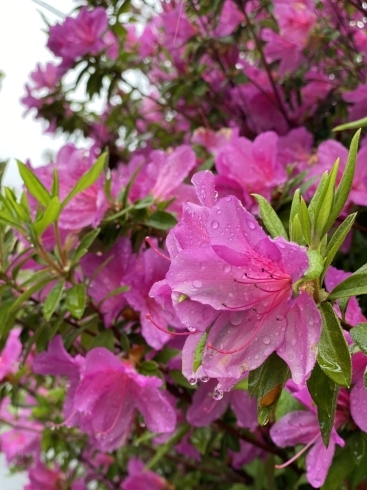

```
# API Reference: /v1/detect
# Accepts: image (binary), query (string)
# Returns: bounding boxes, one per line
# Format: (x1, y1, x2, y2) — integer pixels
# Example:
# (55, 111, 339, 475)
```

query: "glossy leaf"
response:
(318, 302, 352, 387)
(65, 284, 86, 319)
(252, 194, 288, 239)
(145, 210, 178, 230)
(350, 323, 367, 355)
(328, 272, 367, 300)
(43, 282, 64, 321)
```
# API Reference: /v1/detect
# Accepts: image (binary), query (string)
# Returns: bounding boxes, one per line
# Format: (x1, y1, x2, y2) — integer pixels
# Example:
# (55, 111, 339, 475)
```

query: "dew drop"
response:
(216, 208, 222, 215)
(254, 354, 259, 360)
(230, 311, 243, 325)
(224, 195, 231, 202)
(211, 220, 219, 229)
(200, 376, 210, 383)
(212, 388, 224, 400)
(193, 280, 203, 288)
(277, 242, 285, 249)
(262, 336, 271, 345)
(189, 378, 197, 385)
(247, 220, 256, 230)
(223, 264, 231, 273)
(187, 326, 197, 332)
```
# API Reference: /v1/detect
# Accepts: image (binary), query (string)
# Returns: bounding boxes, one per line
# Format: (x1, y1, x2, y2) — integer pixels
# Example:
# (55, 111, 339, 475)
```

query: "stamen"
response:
(145, 237, 171, 261)
(146, 313, 197, 336)
(275, 433, 319, 469)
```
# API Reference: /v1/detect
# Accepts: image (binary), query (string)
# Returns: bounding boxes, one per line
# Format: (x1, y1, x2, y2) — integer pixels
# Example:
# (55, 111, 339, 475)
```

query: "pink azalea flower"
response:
(25, 462, 64, 490)
(263, 29, 304, 76)
(28, 144, 109, 231)
(192, 127, 239, 156)
(273, 0, 316, 48)
(350, 352, 367, 433)
(342, 84, 367, 122)
(151, 171, 321, 390)
(212, 0, 245, 38)
(186, 379, 257, 428)
(29, 62, 59, 90)
(121, 458, 168, 490)
(81, 237, 137, 327)
(47, 7, 108, 61)
(215, 131, 287, 209)
(0, 328, 22, 381)
(277, 127, 314, 171)
(32, 335, 84, 426)
(160, 4, 197, 50)
(270, 386, 346, 488)
(73, 348, 176, 451)
(230, 438, 265, 469)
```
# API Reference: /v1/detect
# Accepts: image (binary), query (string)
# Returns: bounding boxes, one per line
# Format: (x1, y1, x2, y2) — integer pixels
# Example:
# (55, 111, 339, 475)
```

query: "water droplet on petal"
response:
(223, 264, 231, 273)
(230, 311, 243, 325)
(212, 388, 224, 400)
(200, 376, 209, 383)
(187, 326, 197, 332)
(193, 280, 203, 288)
(211, 220, 219, 229)
(216, 208, 222, 215)
(262, 336, 271, 345)
(189, 378, 197, 385)
(247, 220, 256, 230)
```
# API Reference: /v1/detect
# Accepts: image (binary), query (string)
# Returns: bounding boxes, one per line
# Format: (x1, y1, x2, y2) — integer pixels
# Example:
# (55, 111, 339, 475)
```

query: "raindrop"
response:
(189, 378, 197, 385)
(187, 326, 197, 332)
(223, 264, 231, 273)
(193, 280, 203, 288)
(247, 220, 256, 230)
(211, 220, 219, 229)
(262, 336, 271, 345)
(212, 388, 224, 400)
(200, 376, 210, 383)
(230, 311, 243, 325)
(216, 208, 222, 215)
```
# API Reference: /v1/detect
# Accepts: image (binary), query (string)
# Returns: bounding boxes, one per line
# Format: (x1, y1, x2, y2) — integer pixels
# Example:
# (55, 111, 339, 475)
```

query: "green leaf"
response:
(73, 228, 101, 263)
(290, 213, 305, 244)
(169, 370, 196, 389)
(307, 362, 339, 446)
(65, 284, 86, 319)
(9, 278, 51, 313)
(275, 389, 304, 421)
(325, 130, 361, 231)
(318, 302, 352, 387)
(90, 330, 115, 352)
(97, 285, 130, 307)
(308, 171, 329, 218)
(146, 424, 190, 470)
(43, 282, 64, 321)
(333, 116, 367, 131)
(51, 168, 59, 198)
(248, 353, 290, 425)
(193, 332, 208, 372)
(145, 210, 177, 230)
(17, 160, 51, 207)
(315, 159, 339, 238)
(289, 189, 300, 225)
(299, 197, 311, 244)
(33, 197, 61, 236)
(121, 164, 142, 209)
(322, 213, 357, 281)
(252, 194, 288, 239)
(4, 188, 28, 221)
(62, 153, 106, 208)
(350, 323, 367, 355)
(328, 272, 367, 300)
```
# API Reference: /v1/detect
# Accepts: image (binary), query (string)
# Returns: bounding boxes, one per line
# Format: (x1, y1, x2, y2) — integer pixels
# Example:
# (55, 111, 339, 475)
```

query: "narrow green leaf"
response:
(145, 210, 177, 230)
(299, 197, 311, 244)
(315, 159, 339, 238)
(62, 153, 106, 209)
(308, 171, 329, 217)
(43, 282, 64, 321)
(193, 332, 208, 372)
(17, 160, 51, 207)
(4, 188, 28, 221)
(291, 214, 305, 244)
(90, 330, 115, 352)
(325, 130, 361, 231)
(65, 284, 86, 319)
(97, 285, 130, 306)
(252, 194, 288, 239)
(51, 168, 59, 198)
(318, 302, 352, 387)
(350, 323, 367, 355)
(73, 228, 100, 263)
(333, 116, 367, 131)
(9, 278, 51, 313)
(146, 424, 190, 470)
(322, 213, 357, 281)
(33, 197, 61, 236)
(328, 272, 367, 300)
(289, 188, 300, 224)
(122, 164, 142, 208)
(304, 250, 324, 280)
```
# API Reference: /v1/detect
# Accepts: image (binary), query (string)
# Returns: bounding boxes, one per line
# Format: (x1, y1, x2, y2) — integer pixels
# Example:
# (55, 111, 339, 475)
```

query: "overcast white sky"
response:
(0, 2, 76, 485)
(0, 0, 76, 189)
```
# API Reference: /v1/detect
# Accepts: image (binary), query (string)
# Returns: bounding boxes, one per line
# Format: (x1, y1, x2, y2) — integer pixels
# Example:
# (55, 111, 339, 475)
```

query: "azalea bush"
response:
(3, 0, 367, 489)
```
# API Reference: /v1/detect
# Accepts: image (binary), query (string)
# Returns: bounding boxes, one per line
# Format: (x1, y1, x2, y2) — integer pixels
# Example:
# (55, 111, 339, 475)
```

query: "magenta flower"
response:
(73, 348, 176, 451)
(29, 62, 59, 90)
(263, 29, 304, 76)
(0, 328, 22, 381)
(81, 237, 137, 327)
(151, 171, 321, 389)
(25, 462, 64, 490)
(343, 84, 367, 122)
(212, 0, 245, 38)
(186, 379, 257, 428)
(277, 127, 314, 171)
(350, 352, 367, 433)
(47, 7, 108, 62)
(121, 458, 168, 490)
(273, 0, 315, 48)
(33, 335, 84, 426)
(270, 386, 346, 488)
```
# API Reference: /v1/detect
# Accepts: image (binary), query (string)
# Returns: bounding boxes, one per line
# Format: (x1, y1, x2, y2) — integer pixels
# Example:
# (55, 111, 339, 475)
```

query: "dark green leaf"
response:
(73, 228, 101, 263)
(350, 323, 367, 355)
(145, 210, 177, 230)
(252, 194, 287, 239)
(65, 284, 86, 319)
(90, 330, 115, 352)
(318, 302, 352, 387)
